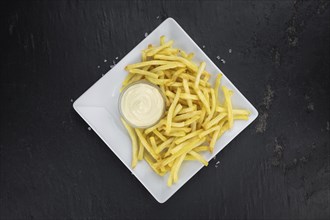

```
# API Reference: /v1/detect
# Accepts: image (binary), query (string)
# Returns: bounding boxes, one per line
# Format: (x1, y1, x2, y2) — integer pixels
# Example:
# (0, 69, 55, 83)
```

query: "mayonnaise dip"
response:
(120, 82, 165, 128)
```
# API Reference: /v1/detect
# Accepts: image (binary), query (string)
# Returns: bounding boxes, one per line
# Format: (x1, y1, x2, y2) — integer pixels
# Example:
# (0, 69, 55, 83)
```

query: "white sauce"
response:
(120, 83, 165, 127)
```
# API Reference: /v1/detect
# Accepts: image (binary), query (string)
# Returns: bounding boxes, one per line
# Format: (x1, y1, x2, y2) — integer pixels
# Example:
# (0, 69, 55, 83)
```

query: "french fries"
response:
(120, 36, 250, 186)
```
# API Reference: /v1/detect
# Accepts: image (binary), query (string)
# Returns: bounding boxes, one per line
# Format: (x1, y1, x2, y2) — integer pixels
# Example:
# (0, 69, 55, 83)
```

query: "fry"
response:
(180, 93, 199, 100)
(233, 115, 249, 120)
(156, 138, 175, 154)
(138, 141, 144, 161)
(198, 125, 221, 139)
(166, 88, 181, 134)
(204, 113, 227, 130)
(150, 63, 185, 73)
(194, 146, 209, 152)
(145, 120, 164, 134)
(193, 86, 211, 113)
(150, 136, 158, 152)
(222, 86, 233, 128)
(129, 68, 159, 79)
(179, 105, 197, 114)
(197, 107, 206, 129)
(121, 118, 138, 168)
(187, 53, 194, 60)
(194, 62, 206, 88)
(172, 68, 185, 81)
(188, 151, 208, 166)
(175, 130, 203, 145)
(179, 50, 188, 58)
(173, 111, 201, 122)
(165, 131, 186, 137)
(203, 88, 216, 125)
(170, 127, 192, 133)
(147, 40, 174, 57)
(173, 104, 183, 118)
(209, 126, 221, 152)
(160, 35, 165, 45)
(144, 153, 166, 176)
(152, 129, 167, 142)
(216, 106, 250, 116)
(214, 74, 222, 101)
(126, 60, 182, 70)
(173, 154, 186, 183)
(122, 72, 135, 86)
(145, 77, 171, 85)
(135, 129, 158, 160)
(182, 79, 193, 107)
(184, 115, 200, 126)
(191, 121, 197, 132)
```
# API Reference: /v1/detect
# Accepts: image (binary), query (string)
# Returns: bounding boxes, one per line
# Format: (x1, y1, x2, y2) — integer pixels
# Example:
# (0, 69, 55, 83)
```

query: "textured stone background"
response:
(1, 0, 329, 219)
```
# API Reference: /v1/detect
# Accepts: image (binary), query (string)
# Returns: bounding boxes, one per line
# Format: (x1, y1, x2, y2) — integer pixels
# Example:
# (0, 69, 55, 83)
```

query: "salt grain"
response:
(216, 56, 220, 60)
(110, 65, 114, 69)
(115, 57, 118, 60)
(216, 161, 220, 165)
(70, 99, 73, 103)
(156, 15, 160, 19)
(202, 45, 206, 48)
(220, 59, 226, 64)
(145, 32, 148, 37)
(97, 65, 100, 68)
(88, 127, 91, 131)
(229, 48, 232, 53)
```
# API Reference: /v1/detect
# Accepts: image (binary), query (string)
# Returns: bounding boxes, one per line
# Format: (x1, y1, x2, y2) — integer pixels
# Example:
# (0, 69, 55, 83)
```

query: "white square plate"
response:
(73, 18, 258, 203)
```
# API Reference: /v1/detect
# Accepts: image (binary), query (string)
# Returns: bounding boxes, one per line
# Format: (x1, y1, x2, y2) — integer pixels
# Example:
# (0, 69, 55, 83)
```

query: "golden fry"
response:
(156, 138, 175, 154)
(175, 130, 203, 145)
(135, 129, 158, 160)
(203, 88, 216, 125)
(126, 60, 181, 70)
(198, 125, 221, 139)
(179, 105, 197, 114)
(184, 115, 200, 126)
(121, 118, 138, 168)
(214, 74, 222, 102)
(150, 136, 158, 152)
(138, 141, 144, 161)
(204, 113, 227, 130)
(173, 154, 186, 183)
(193, 86, 211, 113)
(173, 104, 183, 118)
(209, 126, 221, 152)
(194, 62, 206, 88)
(152, 129, 167, 142)
(173, 112, 201, 123)
(188, 151, 208, 166)
(222, 86, 233, 128)
(166, 88, 181, 134)
(147, 40, 174, 57)
(129, 68, 158, 79)
(160, 35, 165, 45)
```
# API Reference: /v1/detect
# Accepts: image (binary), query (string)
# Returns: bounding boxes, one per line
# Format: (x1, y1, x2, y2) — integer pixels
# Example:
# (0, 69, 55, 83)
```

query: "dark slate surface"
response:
(1, 1, 329, 219)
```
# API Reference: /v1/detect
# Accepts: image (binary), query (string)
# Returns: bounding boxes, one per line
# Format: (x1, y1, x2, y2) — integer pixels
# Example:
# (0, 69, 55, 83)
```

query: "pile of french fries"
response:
(120, 36, 250, 186)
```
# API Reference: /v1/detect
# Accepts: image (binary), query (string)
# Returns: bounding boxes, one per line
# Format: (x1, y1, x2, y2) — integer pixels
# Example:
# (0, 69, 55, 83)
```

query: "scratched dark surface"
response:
(1, 0, 329, 219)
